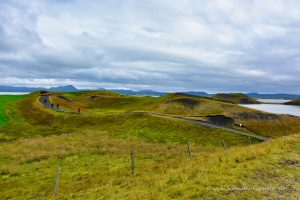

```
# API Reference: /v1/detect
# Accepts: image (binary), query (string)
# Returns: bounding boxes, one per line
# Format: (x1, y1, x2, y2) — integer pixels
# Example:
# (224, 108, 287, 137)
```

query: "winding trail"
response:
(136, 112, 270, 141)
(39, 95, 269, 141)
(39, 95, 66, 112)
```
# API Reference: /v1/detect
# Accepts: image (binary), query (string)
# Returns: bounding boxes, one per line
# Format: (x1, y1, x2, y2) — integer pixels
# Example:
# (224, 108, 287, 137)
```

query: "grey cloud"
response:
(0, 0, 299, 93)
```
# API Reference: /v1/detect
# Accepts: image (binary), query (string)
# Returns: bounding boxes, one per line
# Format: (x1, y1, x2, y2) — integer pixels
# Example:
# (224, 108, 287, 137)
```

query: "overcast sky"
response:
(0, 0, 300, 93)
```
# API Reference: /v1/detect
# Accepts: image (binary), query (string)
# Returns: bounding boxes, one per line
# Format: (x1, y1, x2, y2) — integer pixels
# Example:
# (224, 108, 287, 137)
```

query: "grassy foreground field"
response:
(0, 91, 299, 199)
(0, 131, 299, 199)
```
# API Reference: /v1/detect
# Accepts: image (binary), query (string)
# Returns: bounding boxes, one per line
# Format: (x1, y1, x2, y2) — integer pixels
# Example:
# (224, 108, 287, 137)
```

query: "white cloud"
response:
(235, 68, 266, 77)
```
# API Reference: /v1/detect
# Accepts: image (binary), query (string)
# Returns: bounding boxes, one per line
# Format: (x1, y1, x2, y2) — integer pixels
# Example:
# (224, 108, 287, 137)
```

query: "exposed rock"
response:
(165, 98, 199, 109)
(205, 115, 234, 125)
(57, 95, 72, 102)
(40, 91, 49, 95)
(89, 96, 98, 100)
(280, 159, 299, 166)
(233, 112, 279, 120)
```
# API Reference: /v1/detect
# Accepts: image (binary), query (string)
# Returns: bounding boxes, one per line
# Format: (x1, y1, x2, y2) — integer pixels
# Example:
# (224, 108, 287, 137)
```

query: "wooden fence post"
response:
(186, 140, 192, 160)
(222, 140, 226, 150)
(130, 150, 135, 176)
(248, 136, 252, 145)
(54, 167, 61, 194)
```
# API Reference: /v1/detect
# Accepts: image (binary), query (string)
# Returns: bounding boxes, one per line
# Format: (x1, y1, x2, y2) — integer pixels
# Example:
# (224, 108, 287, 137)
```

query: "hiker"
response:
(56, 104, 59, 110)
(44, 99, 47, 104)
(78, 107, 80, 113)
(51, 103, 54, 109)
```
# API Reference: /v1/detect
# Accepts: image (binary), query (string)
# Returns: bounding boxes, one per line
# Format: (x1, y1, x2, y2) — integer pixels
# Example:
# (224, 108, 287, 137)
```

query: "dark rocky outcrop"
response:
(165, 98, 199, 109)
(205, 115, 234, 125)
(233, 112, 280, 120)
(89, 96, 98, 100)
(57, 95, 72, 102)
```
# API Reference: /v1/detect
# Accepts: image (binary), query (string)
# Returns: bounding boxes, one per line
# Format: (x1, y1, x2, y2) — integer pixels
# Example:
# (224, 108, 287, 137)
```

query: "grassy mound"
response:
(212, 93, 259, 104)
(2, 91, 297, 141)
(0, 92, 256, 146)
(284, 99, 300, 106)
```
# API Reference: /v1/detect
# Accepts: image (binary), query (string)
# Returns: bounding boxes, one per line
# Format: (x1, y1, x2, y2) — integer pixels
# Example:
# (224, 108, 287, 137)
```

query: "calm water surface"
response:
(258, 99, 290, 103)
(241, 102, 300, 117)
(0, 92, 29, 95)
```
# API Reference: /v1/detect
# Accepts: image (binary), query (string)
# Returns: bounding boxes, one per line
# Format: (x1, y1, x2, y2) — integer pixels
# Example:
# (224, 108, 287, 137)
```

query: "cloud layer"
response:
(0, 0, 300, 93)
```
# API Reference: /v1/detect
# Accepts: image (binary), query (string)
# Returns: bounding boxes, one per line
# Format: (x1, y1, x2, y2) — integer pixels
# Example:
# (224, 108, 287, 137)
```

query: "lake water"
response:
(240, 103, 300, 117)
(0, 92, 29, 95)
(258, 99, 290, 103)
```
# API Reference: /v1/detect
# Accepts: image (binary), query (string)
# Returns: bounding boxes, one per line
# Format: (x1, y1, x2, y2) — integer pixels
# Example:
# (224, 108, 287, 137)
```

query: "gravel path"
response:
(38, 95, 269, 141)
(139, 112, 270, 141)
(39, 95, 66, 112)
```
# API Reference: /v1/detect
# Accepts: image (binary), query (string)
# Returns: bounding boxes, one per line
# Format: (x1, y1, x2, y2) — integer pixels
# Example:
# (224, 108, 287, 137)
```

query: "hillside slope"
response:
(0, 130, 299, 199)
(0, 91, 299, 199)
(285, 99, 300, 106)
(211, 93, 259, 104)
(37, 91, 300, 138)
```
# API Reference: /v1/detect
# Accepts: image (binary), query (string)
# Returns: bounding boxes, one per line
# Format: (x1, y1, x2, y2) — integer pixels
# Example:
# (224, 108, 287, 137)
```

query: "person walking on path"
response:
(51, 103, 54, 109)
(78, 107, 81, 113)
(56, 104, 59, 110)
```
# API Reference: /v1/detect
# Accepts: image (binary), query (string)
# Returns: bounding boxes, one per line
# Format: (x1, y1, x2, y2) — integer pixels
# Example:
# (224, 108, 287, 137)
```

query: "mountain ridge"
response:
(0, 85, 78, 92)
(1, 85, 300, 99)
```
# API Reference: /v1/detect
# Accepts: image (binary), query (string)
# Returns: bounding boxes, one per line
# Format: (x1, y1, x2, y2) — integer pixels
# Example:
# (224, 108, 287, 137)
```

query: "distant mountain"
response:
(0, 85, 44, 92)
(1, 85, 299, 99)
(0, 85, 78, 92)
(48, 85, 78, 92)
(247, 93, 300, 100)
(178, 91, 211, 97)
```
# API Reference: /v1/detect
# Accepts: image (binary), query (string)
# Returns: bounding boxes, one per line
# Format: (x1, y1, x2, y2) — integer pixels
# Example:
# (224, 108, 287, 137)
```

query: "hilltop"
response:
(211, 93, 259, 104)
(284, 99, 300, 106)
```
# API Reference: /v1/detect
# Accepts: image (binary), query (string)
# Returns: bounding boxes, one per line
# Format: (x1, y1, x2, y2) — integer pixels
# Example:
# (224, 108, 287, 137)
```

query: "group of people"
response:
(50, 103, 60, 110)
(44, 98, 80, 113)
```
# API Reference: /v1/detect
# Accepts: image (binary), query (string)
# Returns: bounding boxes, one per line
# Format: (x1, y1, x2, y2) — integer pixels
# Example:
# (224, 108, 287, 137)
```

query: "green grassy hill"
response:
(58, 91, 300, 138)
(285, 99, 300, 106)
(211, 93, 259, 104)
(0, 91, 299, 199)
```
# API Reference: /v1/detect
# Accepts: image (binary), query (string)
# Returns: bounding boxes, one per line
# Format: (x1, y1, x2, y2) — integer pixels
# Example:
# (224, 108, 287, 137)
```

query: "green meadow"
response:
(0, 91, 299, 199)
(0, 95, 26, 128)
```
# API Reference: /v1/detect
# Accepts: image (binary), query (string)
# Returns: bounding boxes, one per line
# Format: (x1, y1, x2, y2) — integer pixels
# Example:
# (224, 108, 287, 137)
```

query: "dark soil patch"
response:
(39, 91, 49, 95)
(233, 112, 280, 120)
(57, 95, 72, 102)
(89, 95, 98, 100)
(166, 98, 199, 109)
(280, 159, 299, 166)
(206, 115, 234, 125)
(240, 98, 257, 104)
